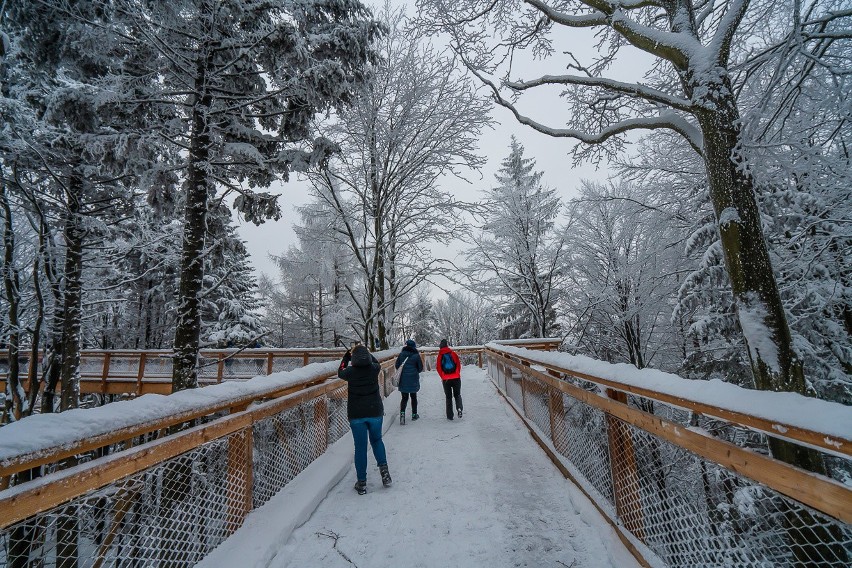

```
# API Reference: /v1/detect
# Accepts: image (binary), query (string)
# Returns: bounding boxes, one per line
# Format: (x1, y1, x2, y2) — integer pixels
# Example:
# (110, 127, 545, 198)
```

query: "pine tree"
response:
(468, 137, 564, 338)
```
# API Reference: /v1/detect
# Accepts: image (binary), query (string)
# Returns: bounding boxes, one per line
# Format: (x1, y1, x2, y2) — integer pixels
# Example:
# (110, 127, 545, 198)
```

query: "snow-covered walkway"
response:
(202, 367, 641, 568)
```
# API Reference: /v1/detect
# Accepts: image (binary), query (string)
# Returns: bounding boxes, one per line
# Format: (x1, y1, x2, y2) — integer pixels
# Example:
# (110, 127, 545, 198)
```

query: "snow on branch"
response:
(523, 0, 695, 67)
(506, 74, 693, 112)
(466, 61, 704, 155)
(709, 0, 750, 64)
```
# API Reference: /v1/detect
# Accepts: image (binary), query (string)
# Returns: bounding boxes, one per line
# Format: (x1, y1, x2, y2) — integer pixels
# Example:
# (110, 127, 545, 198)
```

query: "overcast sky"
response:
(235, 0, 652, 289)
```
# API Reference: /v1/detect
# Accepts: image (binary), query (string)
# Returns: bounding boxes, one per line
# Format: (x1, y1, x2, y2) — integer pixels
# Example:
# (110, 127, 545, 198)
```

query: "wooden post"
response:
(302, 353, 309, 367)
(226, 426, 253, 534)
(520, 360, 530, 416)
(101, 353, 111, 394)
(605, 389, 645, 540)
(478, 351, 483, 368)
(136, 353, 146, 396)
(547, 370, 569, 456)
(217, 353, 224, 383)
(315, 397, 328, 458)
(267, 353, 274, 375)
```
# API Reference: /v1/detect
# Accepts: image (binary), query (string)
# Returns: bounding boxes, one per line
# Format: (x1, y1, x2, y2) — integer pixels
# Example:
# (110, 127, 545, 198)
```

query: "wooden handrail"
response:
(492, 352, 852, 524)
(0, 380, 344, 528)
(486, 345, 852, 459)
(0, 344, 551, 397)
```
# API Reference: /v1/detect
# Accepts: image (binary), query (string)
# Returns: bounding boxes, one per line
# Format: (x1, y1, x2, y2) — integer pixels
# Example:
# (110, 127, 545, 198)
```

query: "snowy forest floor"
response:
(202, 367, 641, 568)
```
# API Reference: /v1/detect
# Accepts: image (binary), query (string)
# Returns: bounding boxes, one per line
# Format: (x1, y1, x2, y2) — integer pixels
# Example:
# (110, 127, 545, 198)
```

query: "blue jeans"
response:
(349, 416, 387, 481)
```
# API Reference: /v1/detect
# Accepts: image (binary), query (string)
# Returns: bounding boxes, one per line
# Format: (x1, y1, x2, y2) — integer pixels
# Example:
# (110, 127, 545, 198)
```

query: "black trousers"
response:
(442, 379, 463, 419)
(400, 392, 418, 414)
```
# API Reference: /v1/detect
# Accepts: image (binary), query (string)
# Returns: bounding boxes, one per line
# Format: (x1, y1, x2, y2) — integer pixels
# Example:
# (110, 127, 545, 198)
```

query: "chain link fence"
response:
(0, 381, 352, 568)
(488, 352, 852, 568)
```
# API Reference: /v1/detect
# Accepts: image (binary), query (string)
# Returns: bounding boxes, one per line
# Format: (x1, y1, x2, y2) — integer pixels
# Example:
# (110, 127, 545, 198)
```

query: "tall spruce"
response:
(467, 138, 565, 338)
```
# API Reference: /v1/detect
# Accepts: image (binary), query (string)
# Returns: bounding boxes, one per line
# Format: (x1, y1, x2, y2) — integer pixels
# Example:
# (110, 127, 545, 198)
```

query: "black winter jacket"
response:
(338, 346, 384, 420)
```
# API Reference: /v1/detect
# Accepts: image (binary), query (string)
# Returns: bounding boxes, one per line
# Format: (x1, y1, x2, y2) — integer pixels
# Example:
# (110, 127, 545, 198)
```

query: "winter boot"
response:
(412, 413, 419, 421)
(457, 408, 463, 419)
(399, 411, 406, 425)
(354, 480, 367, 495)
(379, 464, 392, 487)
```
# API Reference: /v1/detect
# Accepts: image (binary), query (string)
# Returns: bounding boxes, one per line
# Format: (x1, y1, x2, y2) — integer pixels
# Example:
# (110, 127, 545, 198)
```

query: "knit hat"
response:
(405, 339, 417, 349)
(439, 339, 448, 348)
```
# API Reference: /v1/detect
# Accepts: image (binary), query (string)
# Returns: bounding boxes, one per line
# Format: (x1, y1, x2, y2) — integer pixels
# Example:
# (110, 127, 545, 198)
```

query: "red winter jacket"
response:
(436, 347, 462, 380)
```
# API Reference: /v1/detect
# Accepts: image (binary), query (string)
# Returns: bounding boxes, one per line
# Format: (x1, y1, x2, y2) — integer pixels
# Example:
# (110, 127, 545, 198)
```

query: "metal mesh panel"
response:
(0, 433, 248, 568)
(608, 417, 852, 567)
(221, 356, 268, 379)
(521, 374, 551, 437)
(269, 358, 301, 373)
(556, 392, 614, 505)
(327, 385, 351, 445)
(0, 387, 350, 567)
(144, 355, 173, 378)
(486, 353, 852, 568)
(504, 364, 522, 405)
(252, 397, 328, 508)
(79, 354, 103, 376)
(105, 356, 142, 378)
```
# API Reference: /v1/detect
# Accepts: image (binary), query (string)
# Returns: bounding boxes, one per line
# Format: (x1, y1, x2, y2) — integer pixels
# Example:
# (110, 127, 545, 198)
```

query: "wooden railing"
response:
(1, 338, 846, 568)
(0, 339, 561, 568)
(0, 339, 562, 397)
(484, 343, 852, 568)
(0, 348, 354, 396)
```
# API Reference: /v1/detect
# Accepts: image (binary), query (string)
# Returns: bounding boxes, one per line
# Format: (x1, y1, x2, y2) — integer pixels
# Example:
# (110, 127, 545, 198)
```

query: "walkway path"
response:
(274, 366, 640, 568)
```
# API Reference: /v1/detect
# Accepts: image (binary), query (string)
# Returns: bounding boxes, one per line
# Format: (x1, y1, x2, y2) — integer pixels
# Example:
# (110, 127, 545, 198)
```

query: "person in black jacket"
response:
(338, 344, 392, 494)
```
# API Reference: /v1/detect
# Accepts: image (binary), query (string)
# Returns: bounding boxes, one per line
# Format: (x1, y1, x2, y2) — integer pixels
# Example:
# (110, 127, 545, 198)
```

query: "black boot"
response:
(354, 480, 367, 495)
(379, 464, 392, 487)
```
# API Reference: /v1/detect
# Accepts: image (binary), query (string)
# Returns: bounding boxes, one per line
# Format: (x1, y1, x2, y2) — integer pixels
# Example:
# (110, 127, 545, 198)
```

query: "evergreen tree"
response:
(100, 0, 382, 390)
(467, 138, 565, 338)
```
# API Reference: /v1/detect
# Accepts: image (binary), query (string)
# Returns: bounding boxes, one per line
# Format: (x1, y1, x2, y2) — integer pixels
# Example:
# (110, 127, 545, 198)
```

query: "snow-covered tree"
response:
(466, 138, 565, 338)
(201, 212, 266, 348)
(418, 0, 850, 477)
(4, 0, 155, 412)
(432, 291, 499, 346)
(563, 181, 686, 371)
(97, 0, 382, 391)
(393, 285, 436, 346)
(307, 4, 491, 349)
(261, 198, 357, 347)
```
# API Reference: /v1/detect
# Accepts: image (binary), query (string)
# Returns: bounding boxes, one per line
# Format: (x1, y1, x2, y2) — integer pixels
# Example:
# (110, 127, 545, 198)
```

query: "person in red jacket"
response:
(436, 339, 463, 420)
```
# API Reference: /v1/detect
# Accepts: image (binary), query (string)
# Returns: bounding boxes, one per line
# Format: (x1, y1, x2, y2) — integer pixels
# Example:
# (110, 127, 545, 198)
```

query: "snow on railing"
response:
(484, 343, 852, 568)
(0, 348, 399, 568)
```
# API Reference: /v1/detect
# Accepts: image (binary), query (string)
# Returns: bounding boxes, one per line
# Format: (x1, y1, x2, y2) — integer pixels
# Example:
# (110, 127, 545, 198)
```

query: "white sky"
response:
(235, 1, 653, 288)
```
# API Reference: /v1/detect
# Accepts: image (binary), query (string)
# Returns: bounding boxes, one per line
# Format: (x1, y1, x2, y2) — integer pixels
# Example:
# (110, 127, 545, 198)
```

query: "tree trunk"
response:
(172, 57, 212, 393)
(1, 173, 23, 421)
(59, 175, 84, 412)
(696, 76, 844, 566)
(695, 78, 824, 468)
(25, 228, 44, 417)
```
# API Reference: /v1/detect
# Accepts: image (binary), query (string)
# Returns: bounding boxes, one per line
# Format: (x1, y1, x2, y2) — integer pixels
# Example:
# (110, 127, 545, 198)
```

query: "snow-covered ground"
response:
(203, 367, 641, 568)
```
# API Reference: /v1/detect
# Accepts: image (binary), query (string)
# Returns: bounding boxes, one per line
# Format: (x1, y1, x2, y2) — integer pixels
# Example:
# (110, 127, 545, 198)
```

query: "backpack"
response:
(441, 352, 457, 374)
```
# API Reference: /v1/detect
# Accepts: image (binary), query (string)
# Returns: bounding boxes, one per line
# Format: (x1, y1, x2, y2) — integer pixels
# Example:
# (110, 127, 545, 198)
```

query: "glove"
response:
(340, 350, 352, 370)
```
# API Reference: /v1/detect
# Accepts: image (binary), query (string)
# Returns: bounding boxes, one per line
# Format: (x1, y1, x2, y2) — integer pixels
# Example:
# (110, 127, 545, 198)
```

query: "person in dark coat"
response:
(394, 339, 423, 424)
(437, 339, 463, 420)
(338, 344, 392, 494)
